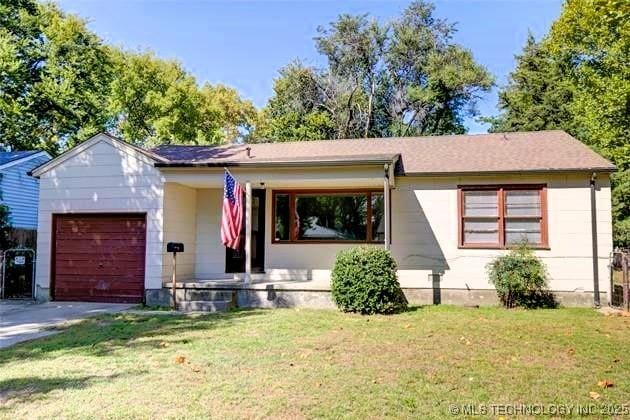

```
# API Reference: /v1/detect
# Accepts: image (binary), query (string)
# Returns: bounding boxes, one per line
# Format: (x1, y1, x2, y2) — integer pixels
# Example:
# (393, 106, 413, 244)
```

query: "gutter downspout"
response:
(590, 173, 600, 307)
(384, 164, 391, 251)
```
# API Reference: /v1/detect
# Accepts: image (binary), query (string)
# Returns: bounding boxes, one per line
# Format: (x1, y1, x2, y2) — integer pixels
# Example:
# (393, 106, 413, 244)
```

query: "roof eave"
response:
(155, 156, 399, 169)
(401, 167, 617, 177)
(1, 151, 52, 173)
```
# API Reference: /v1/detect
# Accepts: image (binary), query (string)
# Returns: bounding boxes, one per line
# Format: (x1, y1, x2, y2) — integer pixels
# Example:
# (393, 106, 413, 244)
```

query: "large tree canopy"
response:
(0, 0, 256, 153)
(488, 0, 629, 245)
(0, 0, 113, 154)
(257, 1, 493, 142)
(106, 52, 256, 148)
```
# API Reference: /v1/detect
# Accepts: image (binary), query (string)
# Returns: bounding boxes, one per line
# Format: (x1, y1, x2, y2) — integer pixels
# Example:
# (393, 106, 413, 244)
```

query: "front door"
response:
(225, 189, 265, 273)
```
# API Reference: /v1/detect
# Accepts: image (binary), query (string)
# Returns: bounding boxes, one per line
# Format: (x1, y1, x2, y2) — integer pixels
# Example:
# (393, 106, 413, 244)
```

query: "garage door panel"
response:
(53, 240, 145, 251)
(55, 255, 144, 264)
(54, 282, 145, 291)
(54, 293, 144, 303)
(55, 267, 145, 276)
(56, 218, 146, 229)
(53, 214, 146, 303)
(54, 286, 145, 295)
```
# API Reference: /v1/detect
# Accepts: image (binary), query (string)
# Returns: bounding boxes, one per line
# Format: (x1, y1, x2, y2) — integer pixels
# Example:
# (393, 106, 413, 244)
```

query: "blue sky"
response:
(56, 0, 562, 134)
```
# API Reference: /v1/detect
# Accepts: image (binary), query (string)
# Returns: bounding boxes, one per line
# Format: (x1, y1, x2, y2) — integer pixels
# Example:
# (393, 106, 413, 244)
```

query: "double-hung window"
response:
(459, 185, 548, 249)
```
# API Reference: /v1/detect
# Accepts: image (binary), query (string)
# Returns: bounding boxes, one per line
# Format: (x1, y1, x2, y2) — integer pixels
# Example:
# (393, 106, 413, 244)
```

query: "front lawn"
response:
(0, 306, 629, 418)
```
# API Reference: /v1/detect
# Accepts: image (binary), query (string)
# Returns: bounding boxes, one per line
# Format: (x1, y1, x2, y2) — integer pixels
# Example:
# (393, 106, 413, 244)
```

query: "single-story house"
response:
(30, 131, 614, 308)
(0, 150, 52, 241)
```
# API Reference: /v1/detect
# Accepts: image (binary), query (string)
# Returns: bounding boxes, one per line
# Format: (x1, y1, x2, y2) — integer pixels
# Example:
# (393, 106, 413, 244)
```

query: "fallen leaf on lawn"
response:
(175, 355, 186, 364)
(404, 324, 411, 329)
(598, 380, 614, 388)
(465, 340, 471, 346)
(315, 383, 322, 388)
(566, 348, 575, 355)
(589, 391, 601, 400)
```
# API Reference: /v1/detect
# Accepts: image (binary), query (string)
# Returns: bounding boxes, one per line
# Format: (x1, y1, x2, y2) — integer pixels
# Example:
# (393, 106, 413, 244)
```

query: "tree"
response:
(382, 1, 493, 136)
(315, 14, 387, 137)
(255, 62, 335, 142)
(259, 1, 493, 141)
(1, 1, 257, 153)
(0, 0, 113, 154)
(488, 0, 629, 245)
(107, 51, 207, 148)
(200, 83, 258, 144)
(483, 34, 574, 133)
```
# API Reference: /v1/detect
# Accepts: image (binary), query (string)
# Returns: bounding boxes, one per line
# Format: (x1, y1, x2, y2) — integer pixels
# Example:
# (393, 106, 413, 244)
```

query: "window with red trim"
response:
(459, 185, 548, 249)
(272, 190, 385, 243)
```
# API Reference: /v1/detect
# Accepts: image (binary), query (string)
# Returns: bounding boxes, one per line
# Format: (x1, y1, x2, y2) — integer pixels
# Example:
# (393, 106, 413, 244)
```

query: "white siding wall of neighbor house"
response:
(0, 153, 51, 229)
(162, 183, 197, 282)
(35, 137, 166, 299)
(258, 173, 612, 294)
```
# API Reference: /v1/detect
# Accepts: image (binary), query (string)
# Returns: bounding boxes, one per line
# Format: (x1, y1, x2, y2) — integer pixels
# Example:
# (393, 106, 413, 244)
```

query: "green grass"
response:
(1, 306, 629, 419)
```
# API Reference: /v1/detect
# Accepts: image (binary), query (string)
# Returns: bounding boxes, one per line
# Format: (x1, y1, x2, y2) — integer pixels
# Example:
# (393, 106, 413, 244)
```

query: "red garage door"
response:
(53, 214, 146, 303)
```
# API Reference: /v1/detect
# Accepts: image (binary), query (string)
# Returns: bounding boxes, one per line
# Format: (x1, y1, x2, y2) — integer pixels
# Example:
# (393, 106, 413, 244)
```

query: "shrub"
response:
(331, 246, 407, 314)
(486, 244, 557, 309)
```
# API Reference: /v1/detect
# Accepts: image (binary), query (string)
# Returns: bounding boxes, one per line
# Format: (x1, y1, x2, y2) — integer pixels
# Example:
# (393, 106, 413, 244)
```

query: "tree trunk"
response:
(342, 83, 358, 139)
(363, 77, 375, 137)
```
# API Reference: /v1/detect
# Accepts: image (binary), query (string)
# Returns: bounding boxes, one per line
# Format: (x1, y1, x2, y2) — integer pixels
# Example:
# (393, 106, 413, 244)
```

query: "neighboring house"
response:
(0, 151, 52, 237)
(30, 131, 614, 307)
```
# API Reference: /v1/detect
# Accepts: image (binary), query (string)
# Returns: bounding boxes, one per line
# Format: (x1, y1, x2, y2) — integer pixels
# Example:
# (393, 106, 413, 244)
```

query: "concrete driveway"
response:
(0, 301, 133, 349)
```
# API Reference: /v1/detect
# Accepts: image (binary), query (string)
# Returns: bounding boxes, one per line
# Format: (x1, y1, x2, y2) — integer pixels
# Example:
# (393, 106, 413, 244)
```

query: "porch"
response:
(156, 161, 397, 308)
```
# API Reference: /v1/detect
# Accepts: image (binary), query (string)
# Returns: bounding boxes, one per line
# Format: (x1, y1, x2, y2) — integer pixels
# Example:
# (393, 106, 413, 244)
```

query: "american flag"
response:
(221, 170, 243, 250)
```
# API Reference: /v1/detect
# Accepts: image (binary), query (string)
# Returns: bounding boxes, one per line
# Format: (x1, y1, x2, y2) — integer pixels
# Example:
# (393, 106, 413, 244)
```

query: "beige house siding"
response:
(249, 173, 610, 294)
(392, 174, 612, 294)
(193, 189, 226, 278)
(162, 183, 197, 282)
(34, 135, 166, 299)
(34, 134, 613, 303)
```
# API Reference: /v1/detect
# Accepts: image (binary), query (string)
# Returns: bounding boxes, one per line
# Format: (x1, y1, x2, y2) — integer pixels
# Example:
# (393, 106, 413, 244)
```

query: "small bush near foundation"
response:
(331, 246, 407, 314)
(487, 245, 557, 309)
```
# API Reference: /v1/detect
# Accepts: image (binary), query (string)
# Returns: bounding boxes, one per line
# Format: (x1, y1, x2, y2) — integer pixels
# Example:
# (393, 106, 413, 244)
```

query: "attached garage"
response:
(52, 214, 147, 303)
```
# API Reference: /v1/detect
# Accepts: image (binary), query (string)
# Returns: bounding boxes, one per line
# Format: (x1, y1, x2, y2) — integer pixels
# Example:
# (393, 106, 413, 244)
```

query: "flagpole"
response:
(223, 167, 250, 285)
(244, 181, 252, 286)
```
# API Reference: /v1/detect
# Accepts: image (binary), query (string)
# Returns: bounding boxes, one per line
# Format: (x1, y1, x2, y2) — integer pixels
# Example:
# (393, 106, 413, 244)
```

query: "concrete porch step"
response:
(176, 300, 231, 312)
(172, 289, 236, 301)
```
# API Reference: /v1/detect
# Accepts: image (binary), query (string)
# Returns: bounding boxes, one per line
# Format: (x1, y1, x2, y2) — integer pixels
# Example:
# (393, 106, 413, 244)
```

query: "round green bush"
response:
(331, 246, 407, 314)
(486, 245, 557, 309)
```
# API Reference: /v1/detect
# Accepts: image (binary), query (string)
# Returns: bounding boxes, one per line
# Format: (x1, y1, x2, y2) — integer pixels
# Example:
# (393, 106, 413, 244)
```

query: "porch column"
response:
(245, 181, 252, 285)
(384, 165, 391, 250)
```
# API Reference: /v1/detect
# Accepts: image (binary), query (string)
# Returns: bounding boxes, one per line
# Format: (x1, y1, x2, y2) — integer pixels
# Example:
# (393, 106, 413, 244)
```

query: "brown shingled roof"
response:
(151, 130, 615, 175)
